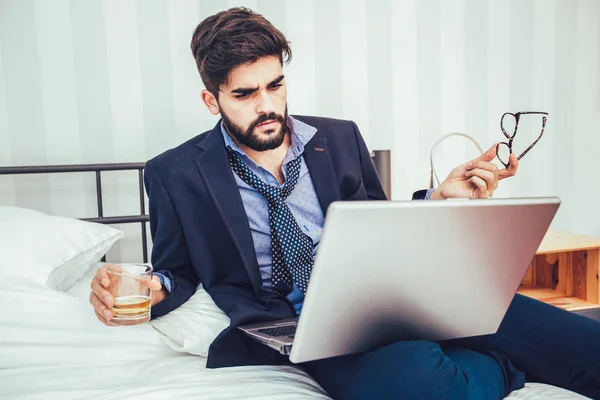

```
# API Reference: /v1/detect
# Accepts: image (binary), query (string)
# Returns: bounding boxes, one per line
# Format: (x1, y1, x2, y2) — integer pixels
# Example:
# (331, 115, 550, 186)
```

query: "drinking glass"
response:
(107, 263, 153, 326)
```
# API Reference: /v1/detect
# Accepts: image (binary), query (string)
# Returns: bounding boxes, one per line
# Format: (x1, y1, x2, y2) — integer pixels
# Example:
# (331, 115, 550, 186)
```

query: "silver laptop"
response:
(239, 197, 560, 364)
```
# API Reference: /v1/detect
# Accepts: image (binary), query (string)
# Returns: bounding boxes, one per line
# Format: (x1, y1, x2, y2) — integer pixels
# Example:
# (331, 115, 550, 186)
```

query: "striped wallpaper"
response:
(1, 0, 599, 261)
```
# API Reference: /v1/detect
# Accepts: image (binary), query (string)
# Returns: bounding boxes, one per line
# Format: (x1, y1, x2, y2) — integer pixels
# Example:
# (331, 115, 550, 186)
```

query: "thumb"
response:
(474, 143, 498, 163)
(146, 275, 163, 291)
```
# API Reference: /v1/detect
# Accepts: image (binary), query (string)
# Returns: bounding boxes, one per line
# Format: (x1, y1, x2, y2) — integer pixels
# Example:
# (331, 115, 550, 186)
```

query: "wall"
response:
(1, 0, 599, 261)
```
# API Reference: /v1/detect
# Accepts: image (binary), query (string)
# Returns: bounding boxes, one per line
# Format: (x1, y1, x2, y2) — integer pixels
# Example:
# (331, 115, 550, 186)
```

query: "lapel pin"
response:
(314, 147, 325, 152)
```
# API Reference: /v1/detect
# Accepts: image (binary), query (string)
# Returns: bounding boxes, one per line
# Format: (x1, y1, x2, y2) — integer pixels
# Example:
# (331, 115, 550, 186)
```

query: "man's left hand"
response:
(429, 144, 519, 200)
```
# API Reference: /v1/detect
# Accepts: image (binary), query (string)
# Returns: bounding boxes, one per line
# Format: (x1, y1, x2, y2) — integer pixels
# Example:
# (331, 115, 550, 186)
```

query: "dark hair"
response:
(191, 7, 292, 97)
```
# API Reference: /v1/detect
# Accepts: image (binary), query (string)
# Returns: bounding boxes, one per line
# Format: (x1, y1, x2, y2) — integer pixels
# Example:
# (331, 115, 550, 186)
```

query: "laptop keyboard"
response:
(257, 325, 297, 338)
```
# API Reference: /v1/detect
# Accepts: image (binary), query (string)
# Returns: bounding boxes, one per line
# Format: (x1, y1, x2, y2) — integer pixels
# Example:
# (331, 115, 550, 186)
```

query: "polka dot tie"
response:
(227, 148, 314, 296)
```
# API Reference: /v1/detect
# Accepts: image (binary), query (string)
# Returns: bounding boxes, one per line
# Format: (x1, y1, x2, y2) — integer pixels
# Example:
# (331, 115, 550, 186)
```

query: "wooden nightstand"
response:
(518, 230, 600, 312)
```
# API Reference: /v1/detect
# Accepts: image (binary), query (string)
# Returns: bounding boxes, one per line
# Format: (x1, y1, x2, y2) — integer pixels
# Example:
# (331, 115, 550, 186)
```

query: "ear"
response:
(201, 89, 220, 115)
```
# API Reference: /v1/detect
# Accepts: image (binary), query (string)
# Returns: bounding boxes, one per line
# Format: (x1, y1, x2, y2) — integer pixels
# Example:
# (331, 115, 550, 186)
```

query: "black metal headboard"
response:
(0, 152, 392, 264)
(0, 163, 150, 263)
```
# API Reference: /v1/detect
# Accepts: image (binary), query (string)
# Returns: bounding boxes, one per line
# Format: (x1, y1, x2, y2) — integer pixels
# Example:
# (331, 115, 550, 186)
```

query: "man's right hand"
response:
(89, 264, 165, 326)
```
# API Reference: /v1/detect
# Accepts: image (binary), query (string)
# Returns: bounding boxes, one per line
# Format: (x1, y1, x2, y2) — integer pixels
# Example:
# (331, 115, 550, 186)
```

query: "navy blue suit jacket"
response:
(144, 115, 423, 368)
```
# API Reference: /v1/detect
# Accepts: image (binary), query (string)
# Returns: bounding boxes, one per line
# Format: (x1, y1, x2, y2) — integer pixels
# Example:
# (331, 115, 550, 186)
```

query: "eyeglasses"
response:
(496, 111, 548, 168)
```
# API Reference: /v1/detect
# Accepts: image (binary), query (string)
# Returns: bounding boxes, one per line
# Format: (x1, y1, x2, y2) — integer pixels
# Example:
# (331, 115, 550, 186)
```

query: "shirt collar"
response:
(221, 116, 317, 162)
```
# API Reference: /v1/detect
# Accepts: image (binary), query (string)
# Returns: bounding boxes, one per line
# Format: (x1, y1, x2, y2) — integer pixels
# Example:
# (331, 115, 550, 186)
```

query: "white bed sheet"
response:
(0, 265, 589, 400)
(509, 383, 591, 400)
(0, 358, 329, 400)
(0, 362, 589, 400)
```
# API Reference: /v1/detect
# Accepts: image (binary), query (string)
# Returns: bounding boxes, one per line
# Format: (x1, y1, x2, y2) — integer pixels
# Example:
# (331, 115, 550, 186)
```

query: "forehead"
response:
(224, 56, 283, 91)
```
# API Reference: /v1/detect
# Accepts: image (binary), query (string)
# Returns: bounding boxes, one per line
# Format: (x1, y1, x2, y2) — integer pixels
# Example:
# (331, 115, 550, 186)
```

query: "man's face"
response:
(217, 56, 289, 152)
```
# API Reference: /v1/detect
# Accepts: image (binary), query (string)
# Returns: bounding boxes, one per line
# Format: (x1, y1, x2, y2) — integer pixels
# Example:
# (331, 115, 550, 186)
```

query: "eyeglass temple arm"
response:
(517, 123, 546, 160)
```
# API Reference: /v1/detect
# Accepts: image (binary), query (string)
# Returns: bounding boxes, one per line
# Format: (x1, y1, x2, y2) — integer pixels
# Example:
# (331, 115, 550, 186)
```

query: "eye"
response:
(268, 84, 283, 90)
(235, 93, 250, 100)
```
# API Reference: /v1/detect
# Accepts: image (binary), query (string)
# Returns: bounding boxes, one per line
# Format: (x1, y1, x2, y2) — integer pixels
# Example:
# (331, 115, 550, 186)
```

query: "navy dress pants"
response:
(303, 294, 600, 399)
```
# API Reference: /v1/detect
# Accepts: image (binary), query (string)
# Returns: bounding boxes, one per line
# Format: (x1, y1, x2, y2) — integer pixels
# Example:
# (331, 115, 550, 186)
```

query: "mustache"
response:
(248, 112, 286, 132)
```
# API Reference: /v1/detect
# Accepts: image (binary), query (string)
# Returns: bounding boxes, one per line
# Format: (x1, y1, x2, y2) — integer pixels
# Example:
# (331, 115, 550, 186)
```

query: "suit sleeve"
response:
(412, 189, 428, 200)
(144, 159, 200, 318)
(350, 121, 388, 201)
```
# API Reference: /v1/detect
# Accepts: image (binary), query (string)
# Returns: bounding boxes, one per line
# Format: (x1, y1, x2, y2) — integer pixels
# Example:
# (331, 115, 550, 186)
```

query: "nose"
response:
(255, 90, 275, 115)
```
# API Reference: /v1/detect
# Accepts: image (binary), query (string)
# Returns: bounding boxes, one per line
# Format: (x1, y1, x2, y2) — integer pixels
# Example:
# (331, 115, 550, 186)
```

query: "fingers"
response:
(140, 275, 162, 292)
(96, 264, 112, 288)
(469, 176, 489, 198)
(90, 264, 116, 326)
(467, 160, 499, 181)
(148, 276, 162, 291)
(94, 309, 116, 327)
(90, 292, 114, 323)
(90, 274, 114, 307)
(499, 153, 519, 179)
(466, 168, 496, 191)
(465, 166, 498, 194)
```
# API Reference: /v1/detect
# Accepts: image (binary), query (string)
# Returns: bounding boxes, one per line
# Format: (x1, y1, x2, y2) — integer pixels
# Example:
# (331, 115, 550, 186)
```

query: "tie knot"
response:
(227, 148, 301, 205)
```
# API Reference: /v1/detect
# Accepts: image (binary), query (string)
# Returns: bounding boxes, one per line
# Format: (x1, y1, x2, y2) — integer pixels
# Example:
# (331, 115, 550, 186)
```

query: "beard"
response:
(221, 105, 289, 152)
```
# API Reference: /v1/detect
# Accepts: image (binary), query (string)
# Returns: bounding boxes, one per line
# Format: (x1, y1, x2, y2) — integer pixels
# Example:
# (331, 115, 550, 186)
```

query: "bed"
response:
(0, 163, 591, 400)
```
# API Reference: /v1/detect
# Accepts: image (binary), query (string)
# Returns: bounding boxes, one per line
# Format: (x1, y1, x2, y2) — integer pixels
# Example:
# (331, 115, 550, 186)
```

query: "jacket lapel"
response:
(193, 121, 341, 293)
(303, 135, 340, 214)
(194, 122, 263, 292)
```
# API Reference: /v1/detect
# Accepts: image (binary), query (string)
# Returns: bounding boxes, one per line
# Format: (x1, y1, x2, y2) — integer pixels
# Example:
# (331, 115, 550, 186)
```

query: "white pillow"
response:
(150, 285, 231, 357)
(0, 206, 123, 290)
(64, 264, 229, 357)
(0, 275, 184, 369)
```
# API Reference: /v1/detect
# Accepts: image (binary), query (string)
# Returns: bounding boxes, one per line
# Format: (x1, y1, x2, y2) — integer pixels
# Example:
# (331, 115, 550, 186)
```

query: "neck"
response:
(231, 132, 291, 184)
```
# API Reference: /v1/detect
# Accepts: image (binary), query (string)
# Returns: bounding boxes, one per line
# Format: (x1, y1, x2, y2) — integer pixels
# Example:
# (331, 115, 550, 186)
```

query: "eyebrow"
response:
(230, 75, 285, 95)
